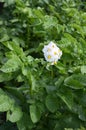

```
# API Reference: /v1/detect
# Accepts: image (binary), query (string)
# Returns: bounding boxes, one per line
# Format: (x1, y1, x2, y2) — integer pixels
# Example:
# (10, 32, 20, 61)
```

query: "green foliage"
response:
(0, 0, 15, 6)
(0, 88, 14, 112)
(0, 88, 23, 122)
(7, 106, 23, 123)
(45, 94, 58, 113)
(0, 0, 86, 129)
(30, 104, 41, 123)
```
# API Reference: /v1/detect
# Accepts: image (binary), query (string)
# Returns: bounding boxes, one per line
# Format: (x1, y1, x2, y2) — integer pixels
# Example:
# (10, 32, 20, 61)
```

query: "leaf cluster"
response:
(0, 0, 86, 130)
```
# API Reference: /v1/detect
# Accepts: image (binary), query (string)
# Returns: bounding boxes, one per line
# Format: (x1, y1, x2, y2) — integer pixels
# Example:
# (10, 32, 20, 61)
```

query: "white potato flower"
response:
(42, 41, 62, 65)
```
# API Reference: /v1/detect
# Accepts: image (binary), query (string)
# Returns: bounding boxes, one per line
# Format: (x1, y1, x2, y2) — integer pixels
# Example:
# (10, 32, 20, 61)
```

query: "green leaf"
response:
(55, 62, 67, 74)
(0, 55, 21, 73)
(0, 72, 13, 82)
(7, 106, 23, 123)
(64, 75, 84, 89)
(27, 55, 34, 64)
(0, 88, 23, 123)
(43, 15, 58, 29)
(78, 106, 86, 121)
(0, 34, 9, 42)
(70, 23, 84, 37)
(1, 0, 15, 6)
(57, 89, 73, 110)
(55, 76, 64, 88)
(63, 33, 77, 43)
(2, 41, 25, 60)
(62, 8, 77, 17)
(4, 86, 25, 103)
(81, 66, 86, 74)
(30, 104, 41, 123)
(17, 112, 34, 130)
(0, 89, 23, 122)
(0, 88, 14, 112)
(45, 85, 56, 94)
(75, 74, 86, 86)
(28, 72, 36, 91)
(45, 95, 58, 113)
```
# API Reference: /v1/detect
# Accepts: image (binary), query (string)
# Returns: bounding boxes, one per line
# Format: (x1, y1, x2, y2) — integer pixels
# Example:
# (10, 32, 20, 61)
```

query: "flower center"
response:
(54, 52, 57, 55)
(47, 55, 51, 59)
(52, 45, 55, 48)
(47, 48, 51, 52)
(54, 61, 57, 64)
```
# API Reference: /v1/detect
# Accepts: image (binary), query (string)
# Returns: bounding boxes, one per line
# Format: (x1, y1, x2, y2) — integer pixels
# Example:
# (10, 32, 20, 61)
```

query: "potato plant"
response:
(0, 0, 86, 130)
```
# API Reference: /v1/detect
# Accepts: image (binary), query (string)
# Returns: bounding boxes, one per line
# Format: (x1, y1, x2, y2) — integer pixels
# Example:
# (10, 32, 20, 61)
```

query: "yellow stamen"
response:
(54, 61, 57, 65)
(47, 48, 51, 52)
(47, 55, 51, 59)
(52, 45, 55, 48)
(54, 52, 57, 55)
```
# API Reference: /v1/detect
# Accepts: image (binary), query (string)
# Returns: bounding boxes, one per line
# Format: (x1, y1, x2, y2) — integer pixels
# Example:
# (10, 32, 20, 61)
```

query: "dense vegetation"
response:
(0, 0, 86, 130)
